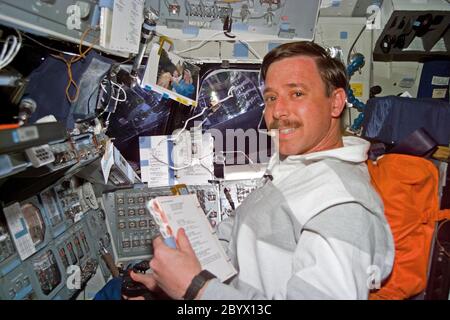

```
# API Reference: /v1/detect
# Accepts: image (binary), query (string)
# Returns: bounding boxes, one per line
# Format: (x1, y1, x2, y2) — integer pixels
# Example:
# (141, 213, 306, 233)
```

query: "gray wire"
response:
(20, 32, 82, 57)
(347, 24, 366, 65)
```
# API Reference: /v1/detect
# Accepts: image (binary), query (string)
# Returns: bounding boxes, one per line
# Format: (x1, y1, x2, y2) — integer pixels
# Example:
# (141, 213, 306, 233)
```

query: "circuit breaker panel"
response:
(0, 177, 114, 300)
(155, 0, 320, 40)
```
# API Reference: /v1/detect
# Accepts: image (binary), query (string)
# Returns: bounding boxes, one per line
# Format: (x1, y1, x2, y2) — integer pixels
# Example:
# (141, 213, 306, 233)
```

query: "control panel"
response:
(0, 0, 101, 53)
(0, 177, 112, 300)
(156, 0, 320, 40)
(103, 179, 260, 265)
(102, 186, 172, 264)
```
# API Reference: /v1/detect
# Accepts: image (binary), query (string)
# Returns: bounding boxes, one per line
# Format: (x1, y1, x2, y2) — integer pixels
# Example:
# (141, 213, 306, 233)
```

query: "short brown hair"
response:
(260, 41, 348, 97)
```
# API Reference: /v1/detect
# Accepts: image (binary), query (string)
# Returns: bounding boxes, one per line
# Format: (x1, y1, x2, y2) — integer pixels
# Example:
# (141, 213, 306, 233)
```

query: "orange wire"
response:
(51, 27, 99, 103)
(0, 124, 20, 130)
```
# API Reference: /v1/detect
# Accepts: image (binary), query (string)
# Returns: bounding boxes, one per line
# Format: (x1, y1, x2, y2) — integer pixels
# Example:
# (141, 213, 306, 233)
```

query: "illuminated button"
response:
(117, 198, 124, 204)
(128, 197, 135, 204)
(138, 209, 145, 215)
(118, 209, 125, 216)
(128, 209, 135, 216)
(118, 222, 126, 229)
(138, 197, 145, 203)
(128, 221, 136, 228)
(15, 280, 23, 289)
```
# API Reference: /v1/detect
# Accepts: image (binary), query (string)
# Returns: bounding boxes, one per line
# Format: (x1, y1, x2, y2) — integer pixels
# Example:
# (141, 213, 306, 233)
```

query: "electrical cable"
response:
(174, 31, 225, 55)
(239, 40, 262, 60)
(347, 24, 366, 65)
(174, 31, 261, 60)
(20, 32, 82, 57)
(0, 29, 22, 70)
(149, 85, 237, 172)
(100, 80, 127, 102)
(75, 72, 113, 124)
(51, 27, 98, 103)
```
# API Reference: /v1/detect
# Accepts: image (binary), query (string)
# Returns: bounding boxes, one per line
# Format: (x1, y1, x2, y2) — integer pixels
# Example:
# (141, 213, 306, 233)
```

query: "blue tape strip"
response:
(168, 140, 175, 185)
(280, 22, 290, 31)
(91, 5, 101, 27)
(0, 258, 21, 277)
(52, 224, 66, 238)
(182, 26, 199, 37)
(233, 22, 249, 31)
(99, 0, 114, 10)
(140, 160, 149, 167)
(142, 24, 156, 32)
(268, 43, 280, 51)
(332, 0, 341, 7)
(12, 131, 19, 144)
(15, 218, 28, 239)
(162, 93, 170, 100)
(0, 155, 13, 176)
(164, 236, 176, 249)
(139, 136, 151, 149)
(14, 285, 32, 300)
(233, 43, 249, 58)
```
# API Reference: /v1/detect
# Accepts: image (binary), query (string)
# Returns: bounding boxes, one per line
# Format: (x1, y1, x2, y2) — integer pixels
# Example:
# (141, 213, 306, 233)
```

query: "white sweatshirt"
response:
(202, 136, 394, 300)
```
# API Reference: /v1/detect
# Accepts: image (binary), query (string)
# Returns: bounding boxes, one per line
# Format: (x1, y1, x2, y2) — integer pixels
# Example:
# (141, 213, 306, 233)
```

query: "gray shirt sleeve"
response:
(201, 202, 393, 300)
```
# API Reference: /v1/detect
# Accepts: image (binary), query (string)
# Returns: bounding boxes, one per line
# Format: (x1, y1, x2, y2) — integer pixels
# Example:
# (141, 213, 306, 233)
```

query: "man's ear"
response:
(330, 88, 347, 118)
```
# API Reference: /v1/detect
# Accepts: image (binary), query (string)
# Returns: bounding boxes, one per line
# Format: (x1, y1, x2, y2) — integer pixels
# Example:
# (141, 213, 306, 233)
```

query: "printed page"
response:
(154, 194, 237, 282)
(108, 0, 144, 54)
(4, 203, 37, 260)
(139, 135, 175, 187)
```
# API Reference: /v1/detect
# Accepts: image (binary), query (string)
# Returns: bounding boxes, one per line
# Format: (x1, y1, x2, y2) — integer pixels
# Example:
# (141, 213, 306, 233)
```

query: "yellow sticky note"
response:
(350, 83, 364, 97)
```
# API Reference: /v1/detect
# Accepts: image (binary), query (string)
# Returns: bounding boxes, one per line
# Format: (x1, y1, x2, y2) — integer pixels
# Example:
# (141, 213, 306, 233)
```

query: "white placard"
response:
(101, 140, 114, 184)
(139, 135, 174, 187)
(432, 88, 447, 99)
(4, 203, 37, 261)
(431, 76, 450, 86)
(108, 0, 144, 54)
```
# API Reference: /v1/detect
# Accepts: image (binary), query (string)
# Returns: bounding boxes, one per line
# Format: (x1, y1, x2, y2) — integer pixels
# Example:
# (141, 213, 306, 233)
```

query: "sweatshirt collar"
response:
(268, 136, 370, 170)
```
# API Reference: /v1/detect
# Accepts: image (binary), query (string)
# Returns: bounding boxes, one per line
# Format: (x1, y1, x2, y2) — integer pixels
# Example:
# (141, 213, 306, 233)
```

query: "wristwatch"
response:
(183, 270, 217, 300)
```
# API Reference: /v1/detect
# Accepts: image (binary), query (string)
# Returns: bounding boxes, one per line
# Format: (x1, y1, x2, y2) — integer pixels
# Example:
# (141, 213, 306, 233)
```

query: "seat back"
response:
(367, 154, 450, 300)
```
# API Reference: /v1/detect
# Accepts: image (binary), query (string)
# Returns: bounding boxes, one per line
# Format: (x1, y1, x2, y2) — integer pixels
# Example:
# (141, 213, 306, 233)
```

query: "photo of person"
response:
(171, 69, 195, 99)
(172, 64, 182, 83)
(156, 71, 173, 89)
(143, 44, 200, 106)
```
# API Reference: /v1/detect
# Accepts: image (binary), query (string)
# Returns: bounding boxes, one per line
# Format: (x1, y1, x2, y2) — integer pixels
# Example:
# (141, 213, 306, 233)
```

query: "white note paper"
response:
(108, 0, 144, 54)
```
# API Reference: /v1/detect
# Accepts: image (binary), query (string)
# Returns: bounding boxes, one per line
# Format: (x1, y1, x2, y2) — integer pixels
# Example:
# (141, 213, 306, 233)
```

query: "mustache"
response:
(268, 119, 302, 130)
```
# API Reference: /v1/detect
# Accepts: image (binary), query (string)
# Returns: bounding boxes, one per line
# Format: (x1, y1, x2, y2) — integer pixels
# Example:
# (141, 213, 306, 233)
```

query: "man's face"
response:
(263, 56, 343, 156)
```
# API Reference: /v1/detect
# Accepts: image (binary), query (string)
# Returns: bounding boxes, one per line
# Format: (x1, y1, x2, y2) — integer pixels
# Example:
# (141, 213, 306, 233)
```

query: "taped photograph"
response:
(142, 44, 200, 106)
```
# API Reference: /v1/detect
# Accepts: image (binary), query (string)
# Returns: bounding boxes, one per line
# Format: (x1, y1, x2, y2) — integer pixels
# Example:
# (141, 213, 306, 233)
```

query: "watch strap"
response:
(183, 270, 216, 300)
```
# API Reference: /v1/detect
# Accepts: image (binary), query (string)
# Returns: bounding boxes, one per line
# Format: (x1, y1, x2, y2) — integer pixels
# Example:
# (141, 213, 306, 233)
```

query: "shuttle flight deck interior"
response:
(0, 0, 449, 301)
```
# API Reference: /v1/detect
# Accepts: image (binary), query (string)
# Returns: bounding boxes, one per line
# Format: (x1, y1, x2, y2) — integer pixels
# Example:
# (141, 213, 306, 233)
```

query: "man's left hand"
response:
(150, 228, 202, 299)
